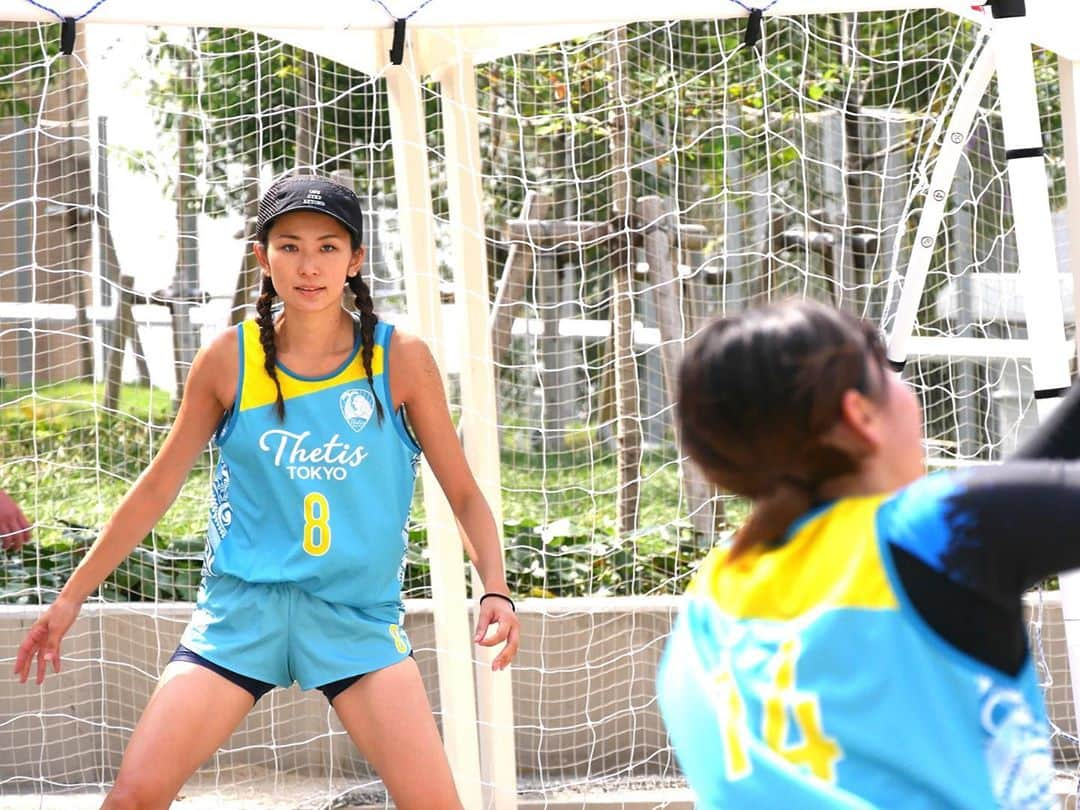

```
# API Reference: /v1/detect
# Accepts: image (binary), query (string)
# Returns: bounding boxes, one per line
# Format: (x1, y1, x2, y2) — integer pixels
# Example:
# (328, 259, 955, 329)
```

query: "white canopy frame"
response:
(3, 1, 1080, 806)
(878, 3, 1080, 739)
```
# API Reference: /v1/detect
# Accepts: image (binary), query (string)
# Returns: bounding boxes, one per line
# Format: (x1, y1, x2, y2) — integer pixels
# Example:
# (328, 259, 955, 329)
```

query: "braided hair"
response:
(347, 272, 385, 424)
(255, 274, 286, 422)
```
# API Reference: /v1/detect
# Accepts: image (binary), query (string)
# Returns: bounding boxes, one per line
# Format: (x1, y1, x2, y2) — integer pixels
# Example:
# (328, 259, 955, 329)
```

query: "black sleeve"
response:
(884, 461, 1080, 674)
(1011, 378, 1080, 461)
(934, 461, 1080, 600)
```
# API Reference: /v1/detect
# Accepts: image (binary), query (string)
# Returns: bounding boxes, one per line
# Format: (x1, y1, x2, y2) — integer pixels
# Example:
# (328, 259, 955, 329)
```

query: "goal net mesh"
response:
(0, 7, 1074, 805)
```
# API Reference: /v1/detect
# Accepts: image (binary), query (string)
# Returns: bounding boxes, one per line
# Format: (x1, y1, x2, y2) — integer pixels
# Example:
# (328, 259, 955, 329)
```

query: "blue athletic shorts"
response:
(169, 644, 388, 703)
(179, 573, 411, 693)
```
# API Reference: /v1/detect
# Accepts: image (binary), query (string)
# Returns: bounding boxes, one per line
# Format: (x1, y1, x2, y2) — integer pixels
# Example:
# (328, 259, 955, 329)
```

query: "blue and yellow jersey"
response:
(203, 318, 420, 620)
(658, 486, 1055, 809)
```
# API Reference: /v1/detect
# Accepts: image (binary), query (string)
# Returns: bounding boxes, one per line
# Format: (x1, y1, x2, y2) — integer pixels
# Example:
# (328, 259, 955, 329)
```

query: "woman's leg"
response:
(102, 661, 256, 810)
(331, 657, 462, 810)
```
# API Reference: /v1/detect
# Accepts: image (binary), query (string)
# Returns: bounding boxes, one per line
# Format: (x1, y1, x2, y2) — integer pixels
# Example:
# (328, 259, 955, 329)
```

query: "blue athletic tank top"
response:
(658, 490, 1054, 809)
(204, 318, 420, 617)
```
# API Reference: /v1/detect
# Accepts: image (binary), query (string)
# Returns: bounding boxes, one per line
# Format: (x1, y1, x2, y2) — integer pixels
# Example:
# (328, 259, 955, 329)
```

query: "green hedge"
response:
(1, 517, 710, 605)
(1, 385, 719, 604)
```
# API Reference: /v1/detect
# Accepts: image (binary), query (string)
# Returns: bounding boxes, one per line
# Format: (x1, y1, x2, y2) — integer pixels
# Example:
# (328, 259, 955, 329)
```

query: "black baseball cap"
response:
(256, 174, 364, 243)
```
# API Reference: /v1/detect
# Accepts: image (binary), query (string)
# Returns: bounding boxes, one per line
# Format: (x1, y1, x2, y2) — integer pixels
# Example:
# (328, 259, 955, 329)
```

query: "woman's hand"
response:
(473, 594, 520, 672)
(14, 596, 82, 684)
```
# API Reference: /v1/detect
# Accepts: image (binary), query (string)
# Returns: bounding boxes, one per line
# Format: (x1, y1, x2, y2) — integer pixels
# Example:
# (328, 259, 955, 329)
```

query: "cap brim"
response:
(259, 204, 362, 239)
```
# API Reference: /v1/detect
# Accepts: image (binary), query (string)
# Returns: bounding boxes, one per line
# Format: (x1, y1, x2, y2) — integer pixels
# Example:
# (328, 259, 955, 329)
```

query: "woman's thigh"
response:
(331, 656, 462, 810)
(103, 661, 255, 810)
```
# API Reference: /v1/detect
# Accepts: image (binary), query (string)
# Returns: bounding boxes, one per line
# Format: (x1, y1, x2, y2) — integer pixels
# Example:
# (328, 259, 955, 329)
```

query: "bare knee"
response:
(102, 778, 174, 810)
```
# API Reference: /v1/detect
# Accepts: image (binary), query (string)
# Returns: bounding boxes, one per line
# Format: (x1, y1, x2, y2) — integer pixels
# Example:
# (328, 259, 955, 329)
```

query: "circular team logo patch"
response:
(340, 388, 375, 432)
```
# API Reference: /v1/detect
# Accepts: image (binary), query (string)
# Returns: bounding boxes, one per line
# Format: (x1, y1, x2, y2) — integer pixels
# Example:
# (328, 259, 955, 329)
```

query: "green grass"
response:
(0, 380, 177, 418)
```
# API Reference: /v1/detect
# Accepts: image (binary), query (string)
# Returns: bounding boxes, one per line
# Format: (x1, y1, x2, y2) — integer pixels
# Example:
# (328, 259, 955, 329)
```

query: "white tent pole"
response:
(0, 0, 981, 30)
(884, 38, 993, 367)
(989, 6, 1071, 416)
(991, 0, 1079, 733)
(1061, 56, 1080, 362)
(1055, 53, 1080, 729)
(383, 32, 484, 809)
(438, 50, 519, 810)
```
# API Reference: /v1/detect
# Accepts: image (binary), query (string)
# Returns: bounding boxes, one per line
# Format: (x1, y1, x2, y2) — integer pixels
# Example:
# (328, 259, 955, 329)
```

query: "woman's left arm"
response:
(395, 332, 520, 671)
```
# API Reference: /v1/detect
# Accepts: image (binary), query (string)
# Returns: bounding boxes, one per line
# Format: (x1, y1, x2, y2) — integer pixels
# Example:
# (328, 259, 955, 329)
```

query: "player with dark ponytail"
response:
(660, 298, 1080, 809)
(16, 174, 518, 810)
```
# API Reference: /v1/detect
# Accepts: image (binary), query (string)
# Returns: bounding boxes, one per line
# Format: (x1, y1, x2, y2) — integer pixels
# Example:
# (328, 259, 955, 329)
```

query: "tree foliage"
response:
(143, 27, 396, 216)
(0, 22, 61, 119)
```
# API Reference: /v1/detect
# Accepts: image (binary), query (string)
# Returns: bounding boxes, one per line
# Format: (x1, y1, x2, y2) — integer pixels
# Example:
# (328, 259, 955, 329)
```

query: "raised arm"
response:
(391, 330, 519, 671)
(13, 330, 237, 684)
(881, 458, 1080, 674)
(1011, 378, 1080, 461)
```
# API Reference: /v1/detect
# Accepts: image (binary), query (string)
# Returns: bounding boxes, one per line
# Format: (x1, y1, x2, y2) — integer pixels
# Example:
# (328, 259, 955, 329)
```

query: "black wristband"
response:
(479, 592, 516, 613)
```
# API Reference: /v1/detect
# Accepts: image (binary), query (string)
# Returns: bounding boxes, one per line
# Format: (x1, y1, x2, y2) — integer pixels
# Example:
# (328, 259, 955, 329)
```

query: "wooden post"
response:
(681, 246, 722, 538)
(230, 165, 261, 325)
(62, 29, 93, 380)
(384, 32, 484, 810)
(536, 205, 572, 454)
(870, 113, 914, 322)
(639, 195, 716, 539)
(295, 48, 317, 170)
(608, 27, 642, 536)
(638, 196, 674, 445)
(104, 275, 141, 411)
(98, 116, 122, 407)
(13, 124, 33, 385)
(490, 190, 538, 368)
(171, 41, 200, 405)
(439, 55, 518, 809)
(98, 118, 149, 409)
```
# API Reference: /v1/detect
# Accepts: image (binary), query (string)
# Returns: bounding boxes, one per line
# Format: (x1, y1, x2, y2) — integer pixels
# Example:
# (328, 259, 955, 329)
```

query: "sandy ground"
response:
(0, 781, 701, 810)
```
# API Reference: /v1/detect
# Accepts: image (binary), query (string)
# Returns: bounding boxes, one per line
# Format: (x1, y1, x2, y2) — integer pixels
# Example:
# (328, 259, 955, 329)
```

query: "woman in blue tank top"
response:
(14, 174, 519, 810)
(659, 299, 1079, 809)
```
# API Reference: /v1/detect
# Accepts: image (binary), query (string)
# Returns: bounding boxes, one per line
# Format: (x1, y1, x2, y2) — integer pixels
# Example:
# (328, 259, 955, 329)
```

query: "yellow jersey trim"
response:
(238, 319, 385, 412)
(690, 495, 899, 619)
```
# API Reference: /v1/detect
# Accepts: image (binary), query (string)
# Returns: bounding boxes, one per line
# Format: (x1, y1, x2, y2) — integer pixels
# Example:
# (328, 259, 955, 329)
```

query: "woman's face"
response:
(255, 210, 364, 313)
(876, 369, 926, 485)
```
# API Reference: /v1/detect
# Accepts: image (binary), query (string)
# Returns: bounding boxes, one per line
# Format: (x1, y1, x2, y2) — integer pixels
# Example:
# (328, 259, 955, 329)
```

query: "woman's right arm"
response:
(13, 330, 237, 684)
(1011, 378, 1080, 461)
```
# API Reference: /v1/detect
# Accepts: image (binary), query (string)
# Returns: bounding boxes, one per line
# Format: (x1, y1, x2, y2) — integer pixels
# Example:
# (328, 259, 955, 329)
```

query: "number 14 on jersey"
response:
(713, 637, 842, 782)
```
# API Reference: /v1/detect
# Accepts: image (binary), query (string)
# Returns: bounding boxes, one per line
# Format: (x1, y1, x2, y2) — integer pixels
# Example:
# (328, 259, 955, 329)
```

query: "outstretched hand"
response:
(473, 594, 520, 672)
(14, 598, 81, 685)
(0, 489, 31, 551)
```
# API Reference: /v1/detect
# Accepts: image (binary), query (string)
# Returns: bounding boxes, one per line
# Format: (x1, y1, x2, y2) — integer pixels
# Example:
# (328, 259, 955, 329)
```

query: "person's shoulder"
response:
(388, 327, 436, 368)
(200, 323, 242, 369)
(188, 324, 242, 407)
(387, 327, 441, 404)
(877, 470, 963, 562)
(887, 469, 962, 510)
(387, 325, 425, 351)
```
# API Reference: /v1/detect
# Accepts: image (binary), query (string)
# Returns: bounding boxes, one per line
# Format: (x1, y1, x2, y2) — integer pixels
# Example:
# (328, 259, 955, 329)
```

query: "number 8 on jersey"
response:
(303, 492, 331, 556)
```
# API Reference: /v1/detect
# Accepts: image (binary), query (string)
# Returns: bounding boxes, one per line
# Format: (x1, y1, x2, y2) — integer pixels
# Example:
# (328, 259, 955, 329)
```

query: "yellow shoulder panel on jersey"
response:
(689, 495, 898, 619)
(238, 319, 385, 412)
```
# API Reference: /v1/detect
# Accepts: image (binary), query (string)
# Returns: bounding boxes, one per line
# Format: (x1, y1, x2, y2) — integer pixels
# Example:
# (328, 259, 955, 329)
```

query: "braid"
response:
(256, 275, 286, 422)
(347, 273, 385, 424)
(730, 481, 814, 560)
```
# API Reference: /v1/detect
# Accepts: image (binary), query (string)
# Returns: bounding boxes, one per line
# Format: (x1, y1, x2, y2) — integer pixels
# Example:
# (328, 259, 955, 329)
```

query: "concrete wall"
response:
(0, 597, 682, 790)
(0, 594, 1073, 791)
